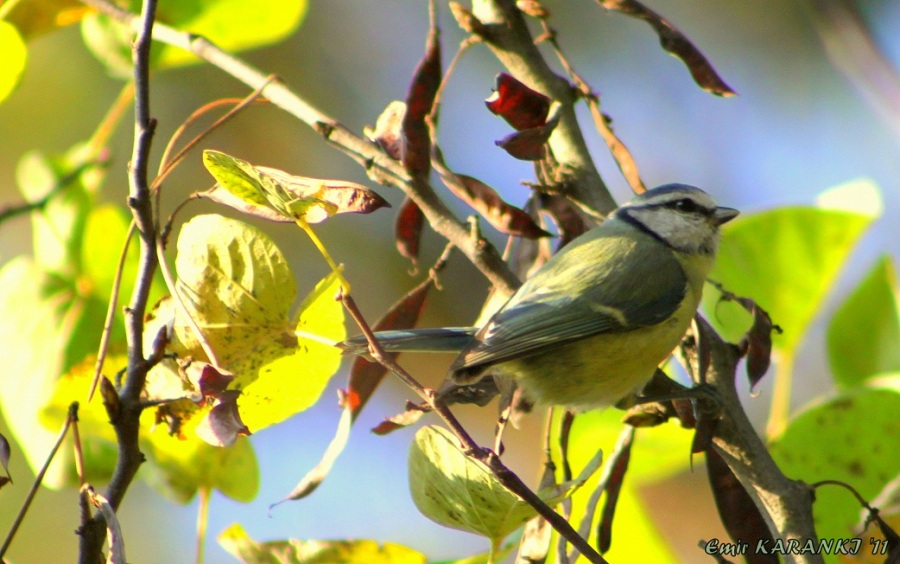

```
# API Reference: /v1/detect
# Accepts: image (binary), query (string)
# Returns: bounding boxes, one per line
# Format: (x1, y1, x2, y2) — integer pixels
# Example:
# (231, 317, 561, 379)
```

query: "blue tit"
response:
(341, 184, 738, 410)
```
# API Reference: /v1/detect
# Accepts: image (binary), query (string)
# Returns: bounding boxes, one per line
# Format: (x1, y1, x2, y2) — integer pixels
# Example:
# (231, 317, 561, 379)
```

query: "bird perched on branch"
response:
(340, 184, 738, 410)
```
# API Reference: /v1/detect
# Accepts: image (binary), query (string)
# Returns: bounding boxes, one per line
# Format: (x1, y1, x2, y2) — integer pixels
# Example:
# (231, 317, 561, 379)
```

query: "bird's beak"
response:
(713, 206, 739, 226)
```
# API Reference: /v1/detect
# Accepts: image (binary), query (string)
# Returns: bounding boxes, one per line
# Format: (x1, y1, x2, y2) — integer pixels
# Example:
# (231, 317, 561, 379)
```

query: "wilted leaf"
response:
(195, 390, 251, 448)
(218, 523, 427, 564)
(365, 101, 405, 160)
(395, 197, 424, 265)
(258, 166, 389, 222)
(401, 17, 441, 178)
(706, 447, 775, 563)
(594, 0, 736, 97)
(271, 405, 353, 506)
(371, 405, 427, 435)
(495, 102, 561, 161)
(202, 151, 387, 224)
(517, 0, 550, 19)
(485, 73, 551, 131)
(174, 214, 345, 433)
(40, 355, 260, 503)
(85, 486, 126, 564)
(433, 150, 549, 239)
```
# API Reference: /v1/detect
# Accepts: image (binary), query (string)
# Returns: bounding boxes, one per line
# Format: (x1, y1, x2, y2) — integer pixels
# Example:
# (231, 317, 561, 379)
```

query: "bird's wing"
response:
(450, 227, 688, 371)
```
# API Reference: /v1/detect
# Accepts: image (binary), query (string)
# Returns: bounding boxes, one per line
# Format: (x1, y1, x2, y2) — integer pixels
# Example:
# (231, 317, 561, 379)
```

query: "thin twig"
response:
(78, 0, 520, 296)
(81, 0, 161, 560)
(0, 403, 78, 559)
(340, 293, 607, 563)
(88, 221, 136, 401)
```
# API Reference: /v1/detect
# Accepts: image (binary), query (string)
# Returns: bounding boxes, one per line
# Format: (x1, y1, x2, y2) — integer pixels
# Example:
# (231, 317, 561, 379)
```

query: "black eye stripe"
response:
(664, 198, 713, 216)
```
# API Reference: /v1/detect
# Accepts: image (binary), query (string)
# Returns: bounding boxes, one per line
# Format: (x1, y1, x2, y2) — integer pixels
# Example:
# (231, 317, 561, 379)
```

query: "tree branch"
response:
(686, 317, 822, 564)
(80, 0, 521, 297)
(79, 0, 160, 560)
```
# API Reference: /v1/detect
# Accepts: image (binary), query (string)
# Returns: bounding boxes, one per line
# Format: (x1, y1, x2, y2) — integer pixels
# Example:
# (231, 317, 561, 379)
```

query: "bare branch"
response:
(80, 0, 520, 297)
(683, 317, 822, 564)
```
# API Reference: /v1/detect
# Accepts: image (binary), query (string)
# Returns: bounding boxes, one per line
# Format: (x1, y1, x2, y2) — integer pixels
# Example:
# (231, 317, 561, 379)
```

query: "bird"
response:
(340, 184, 738, 411)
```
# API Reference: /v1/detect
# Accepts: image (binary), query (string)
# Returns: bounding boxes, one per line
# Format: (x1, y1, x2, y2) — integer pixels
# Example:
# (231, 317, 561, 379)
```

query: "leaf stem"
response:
(295, 217, 351, 294)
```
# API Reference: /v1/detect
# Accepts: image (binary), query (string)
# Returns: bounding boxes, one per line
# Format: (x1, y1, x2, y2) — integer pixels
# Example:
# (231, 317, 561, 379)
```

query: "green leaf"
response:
(4, 0, 89, 39)
(0, 21, 27, 105)
(705, 179, 880, 355)
(202, 150, 274, 212)
(769, 382, 900, 548)
(408, 426, 599, 544)
(173, 214, 344, 433)
(81, 0, 308, 75)
(218, 523, 427, 564)
(826, 256, 900, 388)
(40, 354, 260, 503)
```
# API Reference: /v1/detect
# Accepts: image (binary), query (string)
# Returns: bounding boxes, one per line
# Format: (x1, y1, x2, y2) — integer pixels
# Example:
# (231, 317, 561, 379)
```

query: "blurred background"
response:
(1, 0, 899, 562)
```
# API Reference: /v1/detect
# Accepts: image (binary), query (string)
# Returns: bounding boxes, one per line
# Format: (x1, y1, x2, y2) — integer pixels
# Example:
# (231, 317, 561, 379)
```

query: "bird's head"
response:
(615, 184, 739, 256)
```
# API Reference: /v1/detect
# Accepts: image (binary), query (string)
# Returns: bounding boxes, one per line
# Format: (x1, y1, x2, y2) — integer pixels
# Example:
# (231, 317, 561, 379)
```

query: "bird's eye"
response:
(673, 198, 698, 213)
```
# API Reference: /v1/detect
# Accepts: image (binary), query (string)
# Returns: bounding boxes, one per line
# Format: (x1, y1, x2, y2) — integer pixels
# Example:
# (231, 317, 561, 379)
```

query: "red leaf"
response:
(185, 362, 235, 401)
(347, 279, 433, 420)
(495, 103, 561, 161)
(485, 73, 551, 131)
(401, 22, 441, 178)
(395, 196, 425, 265)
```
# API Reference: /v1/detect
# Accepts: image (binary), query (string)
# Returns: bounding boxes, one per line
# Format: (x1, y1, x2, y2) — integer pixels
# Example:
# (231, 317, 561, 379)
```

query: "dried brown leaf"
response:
(539, 193, 589, 247)
(595, 0, 736, 97)
(495, 102, 561, 161)
(201, 169, 389, 225)
(706, 447, 777, 563)
(433, 150, 549, 239)
(402, 20, 441, 178)
(371, 403, 427, 435)
(598, 427, 633, 553)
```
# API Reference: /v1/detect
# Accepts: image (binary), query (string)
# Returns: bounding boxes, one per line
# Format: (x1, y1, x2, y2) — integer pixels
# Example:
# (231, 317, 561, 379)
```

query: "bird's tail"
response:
(337, 327, 477, 356)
